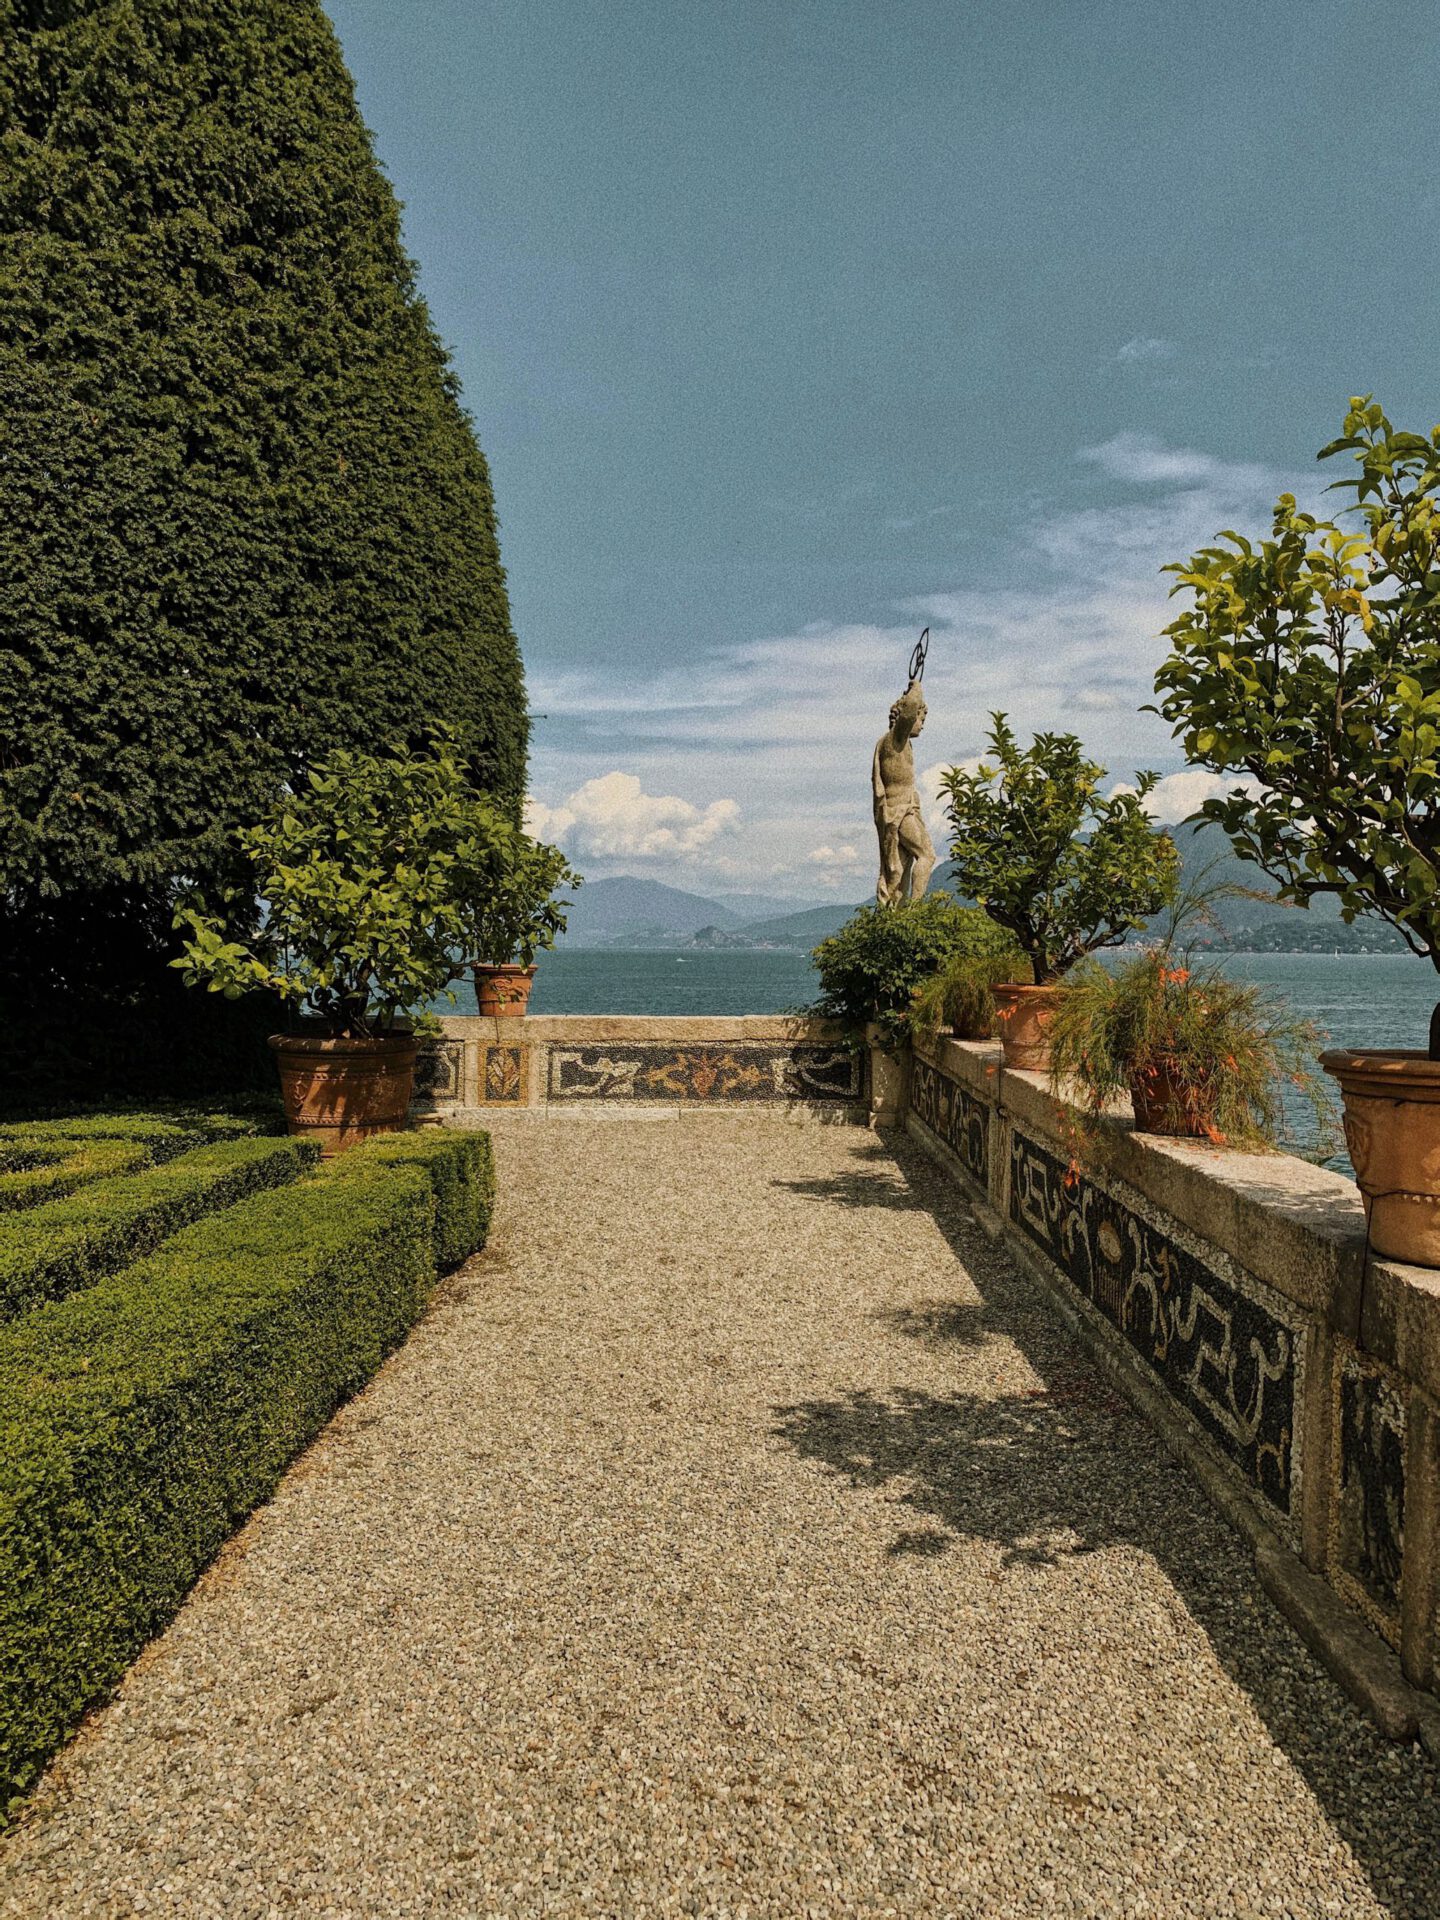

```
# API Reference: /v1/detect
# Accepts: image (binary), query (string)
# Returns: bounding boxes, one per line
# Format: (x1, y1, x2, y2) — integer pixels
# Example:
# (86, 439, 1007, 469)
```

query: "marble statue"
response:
(872, 679, 936, 905)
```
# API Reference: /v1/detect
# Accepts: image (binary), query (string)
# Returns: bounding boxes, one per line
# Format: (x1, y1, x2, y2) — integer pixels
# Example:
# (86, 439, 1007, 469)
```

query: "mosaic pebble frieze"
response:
(482, 1045, 526, 1104)
(549, 1043, 863, 1104)
(412, 1037, 464, 1108)
(908, 1054, 989, 1187)
(1008, 1131, 1302, 1518)
(1330, 1344, 1407, 1639)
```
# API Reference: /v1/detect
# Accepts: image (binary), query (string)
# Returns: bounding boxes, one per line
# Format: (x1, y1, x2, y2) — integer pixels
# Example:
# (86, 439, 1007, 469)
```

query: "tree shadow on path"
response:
(770, 1131, 1440, 1920)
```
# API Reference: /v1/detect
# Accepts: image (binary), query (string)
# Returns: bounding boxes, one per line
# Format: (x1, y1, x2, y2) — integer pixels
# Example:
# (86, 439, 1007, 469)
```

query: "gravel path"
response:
(3, 1118, 1439, 1918)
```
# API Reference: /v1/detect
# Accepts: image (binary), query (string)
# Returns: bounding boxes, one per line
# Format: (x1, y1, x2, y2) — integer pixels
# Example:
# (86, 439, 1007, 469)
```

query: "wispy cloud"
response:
(1115, 335, 1177, 365)
(526, 433, 1311, 888)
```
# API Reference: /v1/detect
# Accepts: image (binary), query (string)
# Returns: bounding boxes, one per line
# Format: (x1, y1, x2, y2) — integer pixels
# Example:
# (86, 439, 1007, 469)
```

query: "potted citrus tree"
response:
(940, 718, 1178, 1068)
(459, 823, 580, 1017)
(173, 736, 514, 1153)
(1155, 397, 1440, 1259)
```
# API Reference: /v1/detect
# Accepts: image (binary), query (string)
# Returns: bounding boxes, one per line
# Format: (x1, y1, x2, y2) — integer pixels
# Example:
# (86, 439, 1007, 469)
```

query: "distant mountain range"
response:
(559, 827, 1407, 955)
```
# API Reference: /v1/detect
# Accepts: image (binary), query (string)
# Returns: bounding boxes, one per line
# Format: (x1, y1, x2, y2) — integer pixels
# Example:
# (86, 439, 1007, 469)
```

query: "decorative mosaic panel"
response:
(1330, 1344, 1406, 1640)
(1009, 1131, 1301, 1517)
(481, 1044, 525, 1105)
(412, 1038, 463, 1108)
(909, 1054, 989, 1188)
(548, 1043, 863, 1104)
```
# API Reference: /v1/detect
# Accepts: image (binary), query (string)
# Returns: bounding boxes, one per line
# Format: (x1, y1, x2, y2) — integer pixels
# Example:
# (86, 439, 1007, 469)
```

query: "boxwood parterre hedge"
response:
(0, 1136, 317, 1322)
(0, 1136, 154, 1212)
(0, 1124, 494, 1809)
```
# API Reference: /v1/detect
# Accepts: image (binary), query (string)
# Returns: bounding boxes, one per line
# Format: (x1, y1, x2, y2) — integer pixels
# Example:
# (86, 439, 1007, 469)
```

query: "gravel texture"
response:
(3, 1117, 1439, 1918)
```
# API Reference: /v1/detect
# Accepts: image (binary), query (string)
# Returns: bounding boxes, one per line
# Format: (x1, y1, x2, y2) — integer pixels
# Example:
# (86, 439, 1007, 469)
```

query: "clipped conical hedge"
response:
(0, 0, 528, 908)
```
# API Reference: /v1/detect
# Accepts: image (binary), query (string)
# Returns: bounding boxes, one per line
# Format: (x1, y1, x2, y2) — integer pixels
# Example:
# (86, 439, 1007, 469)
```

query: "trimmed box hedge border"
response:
(0, 1125, 494, 1809)
(0, 1137, 154, 1213)
(0, 1137, 317, 1323)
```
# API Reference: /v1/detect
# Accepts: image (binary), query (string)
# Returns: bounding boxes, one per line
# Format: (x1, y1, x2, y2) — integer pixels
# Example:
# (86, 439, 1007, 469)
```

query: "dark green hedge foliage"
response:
(0, 1137, 154, 1212)
(0, 1109, 278, 1147)
(0, 0, 528, 1100)
(0, 0, 527, 905)
(0, 1126, 493, 1807)
(0, 896, 287, 1105)
(0, 1136, 316, 1322)
(330, 1127, 495, 1271)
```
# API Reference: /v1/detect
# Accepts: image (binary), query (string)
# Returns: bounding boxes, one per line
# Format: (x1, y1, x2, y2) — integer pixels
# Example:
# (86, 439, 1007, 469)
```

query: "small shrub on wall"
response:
(811, 896, 1013, 1050)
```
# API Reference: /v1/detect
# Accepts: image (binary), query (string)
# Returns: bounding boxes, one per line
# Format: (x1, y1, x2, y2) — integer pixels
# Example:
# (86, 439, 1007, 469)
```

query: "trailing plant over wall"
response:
(908, 928, 1027, 1042)
(941, 718, 1178, 984)
(1048, 953, 1330, 1148)
(1154, 398, 1440, 1044)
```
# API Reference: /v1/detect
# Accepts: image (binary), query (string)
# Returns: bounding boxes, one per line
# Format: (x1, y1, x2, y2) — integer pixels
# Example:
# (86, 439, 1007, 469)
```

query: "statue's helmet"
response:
(889, 680, 927, 732)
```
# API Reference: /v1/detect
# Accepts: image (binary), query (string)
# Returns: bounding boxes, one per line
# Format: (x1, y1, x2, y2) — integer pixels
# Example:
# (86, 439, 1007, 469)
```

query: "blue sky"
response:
(327, 0, 1439, 898)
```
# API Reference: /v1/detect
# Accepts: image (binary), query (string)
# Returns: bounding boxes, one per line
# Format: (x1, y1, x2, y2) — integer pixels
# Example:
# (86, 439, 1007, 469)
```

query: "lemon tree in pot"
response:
(1156, 397, 1440, 1261)
(458, 823, 580, 1017)
(172, 737, 508, 1154)
(940, 718, 1178, 1069)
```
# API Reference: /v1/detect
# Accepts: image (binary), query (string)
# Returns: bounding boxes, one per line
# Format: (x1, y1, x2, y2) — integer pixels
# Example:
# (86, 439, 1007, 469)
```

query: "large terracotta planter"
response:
(474, 963, 536, 1018)
(1129, 1058, 1214, 1138)
(1320, 1049, 1440, 1266)
(269, 1032, 419, 1158)
(991, 983, 1061, 1071)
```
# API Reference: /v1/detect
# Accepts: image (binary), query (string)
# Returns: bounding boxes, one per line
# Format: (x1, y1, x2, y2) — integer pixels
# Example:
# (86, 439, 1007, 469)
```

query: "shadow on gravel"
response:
(870, 1301, 991, 1349)
(772, 1170, 931, 1210)
(771, 1129, 1440, 1920)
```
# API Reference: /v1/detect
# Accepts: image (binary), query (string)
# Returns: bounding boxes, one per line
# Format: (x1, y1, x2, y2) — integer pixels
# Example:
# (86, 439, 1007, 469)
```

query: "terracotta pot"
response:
(1320, 1049, 1440, 1266)
(991, 983, 1061, 1070)
(473, 963, 536, 1018)
(1129, 1058, 1214, 1138)
(949, 1011, 996, 1041)
(268, 1032, 419, 1159)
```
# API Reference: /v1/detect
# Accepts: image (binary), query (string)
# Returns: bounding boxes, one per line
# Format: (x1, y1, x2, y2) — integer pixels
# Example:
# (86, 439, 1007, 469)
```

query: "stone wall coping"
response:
(919, 1035, 1370, 1331)
(1363, 1259, 1440, 1403)
(434, 1014, 849, 1045)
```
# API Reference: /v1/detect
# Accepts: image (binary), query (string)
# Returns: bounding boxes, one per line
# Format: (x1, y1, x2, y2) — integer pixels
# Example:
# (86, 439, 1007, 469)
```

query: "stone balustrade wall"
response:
(412, 1015, 891, 1122)
(905, 1033, 1440, 1724)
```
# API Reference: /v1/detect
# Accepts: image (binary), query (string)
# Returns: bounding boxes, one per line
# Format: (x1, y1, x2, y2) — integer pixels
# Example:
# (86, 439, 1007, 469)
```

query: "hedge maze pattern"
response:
(0, 1111, 494, 1812)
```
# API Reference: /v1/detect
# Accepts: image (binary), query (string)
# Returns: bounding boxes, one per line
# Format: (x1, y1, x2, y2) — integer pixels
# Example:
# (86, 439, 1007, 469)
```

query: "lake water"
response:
(445, 948, 1439, 1164)
(447, 946, 1438, 1050)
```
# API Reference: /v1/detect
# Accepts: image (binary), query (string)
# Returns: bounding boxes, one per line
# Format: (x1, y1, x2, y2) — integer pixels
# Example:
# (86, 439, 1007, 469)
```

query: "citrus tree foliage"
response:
(460, 832, 580, 970)
(941, 718, 1177, 985)
(0, 0, 527, 905)
(174, 739, 571, 1039)
(1154, 398, 1440, 973)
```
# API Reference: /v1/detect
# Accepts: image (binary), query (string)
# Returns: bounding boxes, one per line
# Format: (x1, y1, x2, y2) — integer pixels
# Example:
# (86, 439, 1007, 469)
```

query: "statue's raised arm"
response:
(872, 680, 936, 906)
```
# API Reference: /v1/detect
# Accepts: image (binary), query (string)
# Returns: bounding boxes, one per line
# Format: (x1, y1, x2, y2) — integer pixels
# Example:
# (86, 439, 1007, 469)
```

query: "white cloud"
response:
(525, 433, 1315, 890)
(524, 772, 740, 863)
(1110, 769, 1264, 824)
(1116, 336, 1177, 365)
(808, 843, 862, 865)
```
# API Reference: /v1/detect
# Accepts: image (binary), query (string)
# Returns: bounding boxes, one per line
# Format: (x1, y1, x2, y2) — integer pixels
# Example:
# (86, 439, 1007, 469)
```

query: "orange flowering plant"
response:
(1047, 946, 1332, 1147)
